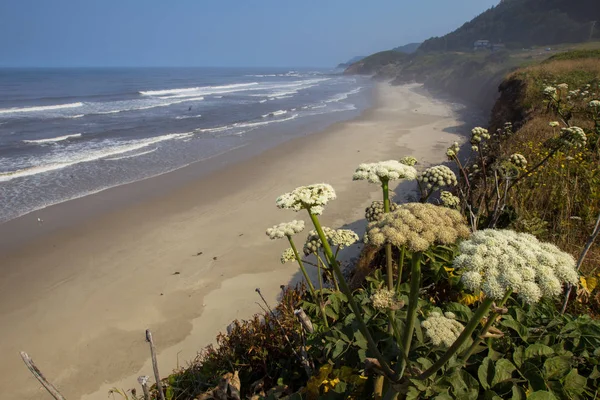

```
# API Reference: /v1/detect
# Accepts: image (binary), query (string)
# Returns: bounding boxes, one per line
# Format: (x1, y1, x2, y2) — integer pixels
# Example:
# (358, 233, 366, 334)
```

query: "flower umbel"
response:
(446, 142, 460, 159)
(421, 311, 465, 347)
(364, 203, 470, 252)
(304, 227, 359, 255)
(266, 220, 305, 240)
(440, 191, 460, 209)
(370, 288, 397, 311)
(453, 229, 578, 304)
(276, 184, 336, 215)
(509, 153, 528, 168)
(280, 248, 296, 264)
(353, 160, 418, 185)
(365, 200, 399, 222)
(560, 126, 587, 148)
(417, 165, 458, 190)
(399, 156, 418, 166)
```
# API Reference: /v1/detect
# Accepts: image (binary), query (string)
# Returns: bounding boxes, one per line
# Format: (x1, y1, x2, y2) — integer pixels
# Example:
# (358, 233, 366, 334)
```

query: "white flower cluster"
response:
(303, 227, 359, 255)
(370, 288, 396, 311)
(557, 83, 569, 91)
(560, 126, 587, 148)
(266, 220, 305, 240)
(365, 200, 399, 222)
(440, 191, 460, 209)
(471, 127, 491, 143)
(353, 161, 418, 185)
(276, 184, 336, 215)
(446, 142, 460, 159)
(280, 248, 296, 264)
(399, 156, 418, 166)
(417, 165, 458, 190)
(549, 121, 560, 128)
(509, 153, 528, 168)
(543, 86, 557, 97)
(589, 100, 600, 109)
(453, 229, 579, 304)
(422, 312, 465, 348)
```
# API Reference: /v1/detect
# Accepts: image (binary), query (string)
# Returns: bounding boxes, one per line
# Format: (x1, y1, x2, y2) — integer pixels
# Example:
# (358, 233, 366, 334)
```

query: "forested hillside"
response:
(420, 0, 600, 51)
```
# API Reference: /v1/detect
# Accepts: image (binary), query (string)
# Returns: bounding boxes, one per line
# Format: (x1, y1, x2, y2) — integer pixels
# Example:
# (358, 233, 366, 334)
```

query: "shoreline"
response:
(0, 83, 479, 399)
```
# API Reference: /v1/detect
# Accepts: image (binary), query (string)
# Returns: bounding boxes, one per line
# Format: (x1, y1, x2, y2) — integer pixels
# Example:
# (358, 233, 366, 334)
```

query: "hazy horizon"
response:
(1, 0, 498, 68)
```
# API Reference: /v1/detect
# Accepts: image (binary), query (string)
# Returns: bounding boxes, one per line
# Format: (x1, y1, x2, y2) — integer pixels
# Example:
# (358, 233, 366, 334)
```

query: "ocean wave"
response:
(175, 114, 202, 120)
(197, 113, 299, 135)
(259, 99, 267, 103)
(325, 87, 363, 103)
(93, 97, 205, 115)
(140, 82, 259, 97)
(0, 102, 83, 115)
(261, 110, 288, 118)
(0, 132, 191, 182)
(67, 114, 85, 119)
(22, 133, 82, 144)
(104, 147, 159, 161)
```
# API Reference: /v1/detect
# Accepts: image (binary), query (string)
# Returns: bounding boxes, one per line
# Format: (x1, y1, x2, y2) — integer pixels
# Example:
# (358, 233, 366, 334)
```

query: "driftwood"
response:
(145, 329, 166, 400)
(20, 351, 66, 400)
(137, 376, 151, 400)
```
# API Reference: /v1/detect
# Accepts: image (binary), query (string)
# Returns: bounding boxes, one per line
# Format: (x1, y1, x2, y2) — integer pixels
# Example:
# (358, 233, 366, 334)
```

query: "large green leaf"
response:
(513, 346, 525, 368)
(444, 303, 474, 322)
(520, 361, 547, 391)
(563, 369, 587, 397)
(478, 357, 495, 390)
(492, 359, 516, 386)
(511, 385, 527, 400)
(502, 319, 529, 341)
(525, 344, 554, 359)
(527, 391, 558, 400)
(449, 370, 479, 400)
(543, 356, 571, 380)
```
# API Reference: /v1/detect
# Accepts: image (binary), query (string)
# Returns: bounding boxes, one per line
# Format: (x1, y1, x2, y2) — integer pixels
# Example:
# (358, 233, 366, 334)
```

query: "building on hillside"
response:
(491, 43, 506, 52)
(474, 40, 491, 51)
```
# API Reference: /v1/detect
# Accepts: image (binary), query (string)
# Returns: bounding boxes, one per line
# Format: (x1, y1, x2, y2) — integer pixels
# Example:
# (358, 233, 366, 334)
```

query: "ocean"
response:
(0, 67, 373, 223)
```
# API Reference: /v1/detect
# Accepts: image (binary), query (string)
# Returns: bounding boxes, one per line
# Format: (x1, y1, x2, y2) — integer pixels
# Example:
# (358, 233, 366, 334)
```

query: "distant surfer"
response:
(188, 106, 192, 111)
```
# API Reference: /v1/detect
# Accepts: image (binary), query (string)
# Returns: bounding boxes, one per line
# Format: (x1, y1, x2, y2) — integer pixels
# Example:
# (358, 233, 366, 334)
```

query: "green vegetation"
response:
(343, 51, 408, 75)
(420, 0, 600, 52)
(107, 51, 600, 400)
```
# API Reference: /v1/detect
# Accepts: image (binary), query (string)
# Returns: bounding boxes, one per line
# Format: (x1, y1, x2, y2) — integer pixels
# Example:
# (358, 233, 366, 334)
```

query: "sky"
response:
(0, 0, 499, 68)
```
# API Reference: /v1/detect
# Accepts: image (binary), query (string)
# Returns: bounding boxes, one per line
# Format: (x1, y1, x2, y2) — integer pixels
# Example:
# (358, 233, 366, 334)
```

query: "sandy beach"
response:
(0, 83, 478, 399)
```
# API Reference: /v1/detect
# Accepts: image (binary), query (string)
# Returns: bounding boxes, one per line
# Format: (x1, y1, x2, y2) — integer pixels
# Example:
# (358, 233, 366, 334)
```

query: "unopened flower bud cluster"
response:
(446, 142, 460, 159)
(399, 156, 418, 166)
(365, 200, 399, 222)
(440, 191, 460, 209)
(303, 227, 359, 255)
(280, 248, 297, 264)
(560, 127, 587, 148)
(509, 153, 527, 168)
(417, 165, 458, 190)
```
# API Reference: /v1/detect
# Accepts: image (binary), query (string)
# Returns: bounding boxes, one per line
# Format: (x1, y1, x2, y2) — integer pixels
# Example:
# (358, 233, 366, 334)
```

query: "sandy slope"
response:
(0, 83, 478, 399)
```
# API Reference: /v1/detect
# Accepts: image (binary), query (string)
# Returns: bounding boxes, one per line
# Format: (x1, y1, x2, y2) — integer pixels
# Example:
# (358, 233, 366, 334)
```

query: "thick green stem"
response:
(385, 244, 394, 290)
(395, 252, 422, 379)
(288, 237, 316, 295)
(382, 179, 390, 213)
(417, 298, 495, 381)
(395, 246, 405, 292)
(316, 257, 329, 329)
(462, 290, 512, 362)
(308, 211, 395, 378)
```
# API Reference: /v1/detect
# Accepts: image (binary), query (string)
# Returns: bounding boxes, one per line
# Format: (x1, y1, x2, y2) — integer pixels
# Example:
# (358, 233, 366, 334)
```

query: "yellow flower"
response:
(459, 292, 481, 306)
(581, 276, 598, 292)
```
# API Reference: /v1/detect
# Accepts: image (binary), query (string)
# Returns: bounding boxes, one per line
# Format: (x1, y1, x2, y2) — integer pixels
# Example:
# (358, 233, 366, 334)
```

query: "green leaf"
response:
(527, 391, 558, 400)
(589, 366, 600, 380)
(332, 341, 345, 359)
(353, 330, 368, 349)
(511, 385, 526, 400)
(478, 357, 495, 390)
(520, 362, 546, 391)
(543, 356, 571, 380)
(492, 359, 516, 386)
(502, 319, 529, 341)
(433, 393, 452, 400)
(513, 346, 525, 368)
(563, 369, 587, 396)
(445, 303, 474, 321)
(525, 344, 554, 359)
(450, 370, 479, 400)
(406, 386, 421, 400)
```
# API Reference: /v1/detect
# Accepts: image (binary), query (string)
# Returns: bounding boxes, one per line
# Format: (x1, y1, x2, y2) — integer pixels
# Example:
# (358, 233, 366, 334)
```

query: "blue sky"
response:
(0, 0, 499, 68)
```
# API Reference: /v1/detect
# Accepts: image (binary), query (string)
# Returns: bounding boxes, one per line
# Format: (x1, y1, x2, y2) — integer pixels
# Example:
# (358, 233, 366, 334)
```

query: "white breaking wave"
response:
(140, 82, 259, 97)
(22, 133, 82, 144)
(262, 110, 287, 118)
(175, 114, 202, 120)
(0, 132, 192, 182)
(93, 97, 205, 115)
(104, 147, 159, 161)
(197, 113, 299, 135)
(0, 102, 83, 115)
(259, 99, 267, 103)
(325, 87, 363, 103)
(67, 114, 85, 119)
